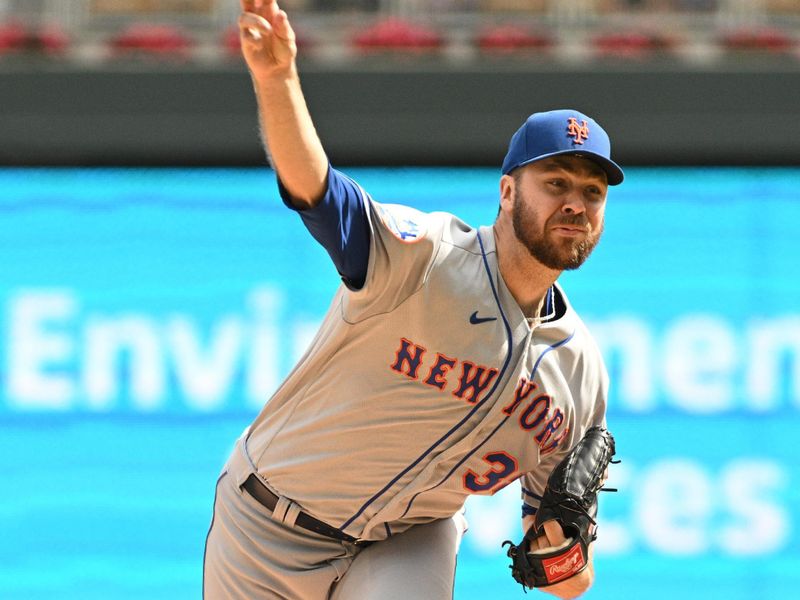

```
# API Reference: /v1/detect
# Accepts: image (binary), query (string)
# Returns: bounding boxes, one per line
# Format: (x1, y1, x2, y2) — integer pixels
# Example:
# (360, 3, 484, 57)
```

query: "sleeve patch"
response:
(374, 203, 428, 244)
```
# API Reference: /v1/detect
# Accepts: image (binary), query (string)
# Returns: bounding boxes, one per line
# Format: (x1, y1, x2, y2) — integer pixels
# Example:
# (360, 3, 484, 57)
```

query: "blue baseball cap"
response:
(501, 109, 624, 185)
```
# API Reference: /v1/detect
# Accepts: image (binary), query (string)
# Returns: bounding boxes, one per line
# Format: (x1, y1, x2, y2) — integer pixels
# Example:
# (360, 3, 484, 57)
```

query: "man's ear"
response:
(499, 174, 515, 213)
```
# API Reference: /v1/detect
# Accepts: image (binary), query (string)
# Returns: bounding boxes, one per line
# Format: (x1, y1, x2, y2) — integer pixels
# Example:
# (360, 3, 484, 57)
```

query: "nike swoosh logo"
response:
(469, 311, 497, 325)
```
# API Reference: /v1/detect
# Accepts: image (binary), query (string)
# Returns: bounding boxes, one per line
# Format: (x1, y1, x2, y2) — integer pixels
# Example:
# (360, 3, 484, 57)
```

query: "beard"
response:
(512, 188, 603, 271)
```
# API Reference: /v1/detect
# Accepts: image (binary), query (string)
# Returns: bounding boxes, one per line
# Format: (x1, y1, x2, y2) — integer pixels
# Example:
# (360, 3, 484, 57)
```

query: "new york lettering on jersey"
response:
(359, 318, 595, 539)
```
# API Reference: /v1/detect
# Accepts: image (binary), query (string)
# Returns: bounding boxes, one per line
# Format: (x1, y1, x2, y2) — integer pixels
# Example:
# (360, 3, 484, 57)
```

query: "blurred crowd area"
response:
(1, 0, 798, 66)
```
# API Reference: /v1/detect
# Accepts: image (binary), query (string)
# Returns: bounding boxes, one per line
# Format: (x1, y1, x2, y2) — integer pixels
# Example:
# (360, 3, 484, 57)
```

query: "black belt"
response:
(242, 474, 370, 546)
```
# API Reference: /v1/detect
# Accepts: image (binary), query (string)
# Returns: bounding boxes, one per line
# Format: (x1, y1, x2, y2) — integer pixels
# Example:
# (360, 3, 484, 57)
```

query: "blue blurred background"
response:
(2, 1, 799, 598)
(0, 166, 797, 599)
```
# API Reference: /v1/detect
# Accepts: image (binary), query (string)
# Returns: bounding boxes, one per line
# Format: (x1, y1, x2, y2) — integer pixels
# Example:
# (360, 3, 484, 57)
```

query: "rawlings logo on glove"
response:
(503, 426, 617, 590)
(542, 545, 585, 581)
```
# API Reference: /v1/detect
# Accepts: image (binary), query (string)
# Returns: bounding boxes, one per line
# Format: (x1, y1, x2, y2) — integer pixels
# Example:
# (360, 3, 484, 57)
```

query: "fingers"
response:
(527, 520, 570, 555)
(528, 531, 556, 553)
(263, 0, 281, 22)
(238, 10, 294, 48)
(240, 0, 280, 20)
(239, 0, 292, 41)
(239, 11, 273, 46)
(543, 520, 568, 547)
(533, 533, 548, 551)
(272, 10, 295, 43)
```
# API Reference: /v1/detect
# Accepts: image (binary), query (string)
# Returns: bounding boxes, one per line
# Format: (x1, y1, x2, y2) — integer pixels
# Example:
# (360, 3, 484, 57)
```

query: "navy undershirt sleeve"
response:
(277, 165, 371, 289)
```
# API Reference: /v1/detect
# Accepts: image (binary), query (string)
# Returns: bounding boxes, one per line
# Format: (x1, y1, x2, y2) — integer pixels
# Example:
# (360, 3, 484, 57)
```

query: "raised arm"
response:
(238, 0, 327, 208)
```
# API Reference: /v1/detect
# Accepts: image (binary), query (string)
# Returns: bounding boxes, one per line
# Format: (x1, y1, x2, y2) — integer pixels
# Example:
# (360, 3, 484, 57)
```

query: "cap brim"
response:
(510, 149, 624, 186)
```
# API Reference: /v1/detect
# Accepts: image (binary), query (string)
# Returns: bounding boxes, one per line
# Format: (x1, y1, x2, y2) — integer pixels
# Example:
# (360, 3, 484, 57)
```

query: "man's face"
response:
(510, 156, 608, 271)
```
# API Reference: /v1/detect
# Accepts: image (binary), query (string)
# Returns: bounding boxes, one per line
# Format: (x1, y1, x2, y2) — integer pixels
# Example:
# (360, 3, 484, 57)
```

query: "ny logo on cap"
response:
(567, 117, 589, 145)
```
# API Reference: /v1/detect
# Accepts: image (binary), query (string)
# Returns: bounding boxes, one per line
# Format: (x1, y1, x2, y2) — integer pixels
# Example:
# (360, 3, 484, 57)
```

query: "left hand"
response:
(528, 520, 594, 599)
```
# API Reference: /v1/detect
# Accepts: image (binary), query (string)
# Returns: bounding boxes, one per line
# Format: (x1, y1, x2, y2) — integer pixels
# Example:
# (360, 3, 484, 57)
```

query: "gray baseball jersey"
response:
(242, 195, 608, 542)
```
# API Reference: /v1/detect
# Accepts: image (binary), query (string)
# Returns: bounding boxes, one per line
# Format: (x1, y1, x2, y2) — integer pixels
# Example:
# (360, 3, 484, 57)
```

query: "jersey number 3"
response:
(463, 451, 518, 493)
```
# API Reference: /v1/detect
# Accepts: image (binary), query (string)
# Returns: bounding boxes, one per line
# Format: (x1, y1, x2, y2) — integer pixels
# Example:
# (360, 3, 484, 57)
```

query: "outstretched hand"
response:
(238, 0, 297, 80)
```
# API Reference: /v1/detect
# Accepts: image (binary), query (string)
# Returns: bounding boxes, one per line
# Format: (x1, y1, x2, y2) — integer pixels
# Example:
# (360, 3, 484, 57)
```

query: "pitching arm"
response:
(238, 0, 327, 208)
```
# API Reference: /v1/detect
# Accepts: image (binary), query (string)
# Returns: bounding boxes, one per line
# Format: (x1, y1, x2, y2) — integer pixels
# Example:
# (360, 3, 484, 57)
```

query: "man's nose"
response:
(561, 192, 586, 215)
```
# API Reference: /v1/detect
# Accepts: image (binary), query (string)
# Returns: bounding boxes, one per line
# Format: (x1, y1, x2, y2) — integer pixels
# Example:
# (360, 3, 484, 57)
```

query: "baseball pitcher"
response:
(203, 2, 622, 598)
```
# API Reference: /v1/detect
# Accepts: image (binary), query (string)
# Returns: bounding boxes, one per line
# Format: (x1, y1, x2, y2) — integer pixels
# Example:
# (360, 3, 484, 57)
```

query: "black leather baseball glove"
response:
(503, 426, 617, 590)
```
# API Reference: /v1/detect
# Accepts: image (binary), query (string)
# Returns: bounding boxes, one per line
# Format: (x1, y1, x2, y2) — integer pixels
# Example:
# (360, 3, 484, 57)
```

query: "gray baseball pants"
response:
(203, 438, 465, 599)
